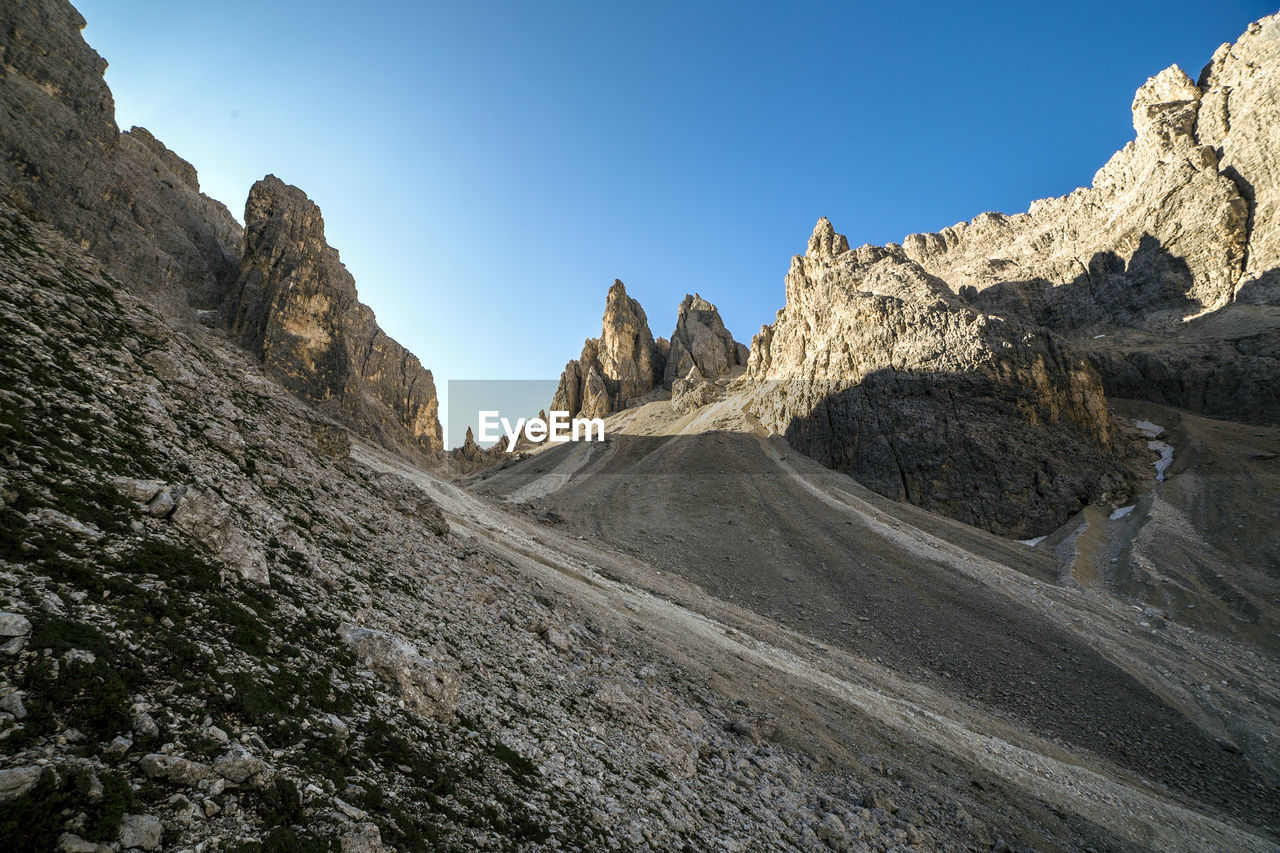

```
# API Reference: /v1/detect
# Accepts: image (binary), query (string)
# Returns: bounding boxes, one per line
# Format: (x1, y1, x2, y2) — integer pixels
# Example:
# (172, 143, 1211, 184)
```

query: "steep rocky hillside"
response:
(0, 204, 1014, 852)
(0, 0, 443, 462)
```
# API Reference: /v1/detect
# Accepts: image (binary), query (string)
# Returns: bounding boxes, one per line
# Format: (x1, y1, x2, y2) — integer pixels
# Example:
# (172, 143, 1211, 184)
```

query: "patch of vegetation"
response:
(0, 766, 135, 851)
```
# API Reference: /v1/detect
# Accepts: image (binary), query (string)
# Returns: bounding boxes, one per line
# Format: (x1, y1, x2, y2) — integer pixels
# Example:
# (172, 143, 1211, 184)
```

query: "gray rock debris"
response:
(339, 623, 460, 721)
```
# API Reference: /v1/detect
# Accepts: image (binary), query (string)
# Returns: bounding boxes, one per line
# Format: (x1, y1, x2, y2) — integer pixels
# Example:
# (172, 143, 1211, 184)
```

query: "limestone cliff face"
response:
(1197, 15, 1280, 301)
(0, 0, 242, 316)
(226, 176, 442, 458)
(551, 280, 664, 418)
(888, 16, 1280, 424)
(746, 219, 1137, 537)
(663, 294, 748, 387)
(900, 65, 1247, 330)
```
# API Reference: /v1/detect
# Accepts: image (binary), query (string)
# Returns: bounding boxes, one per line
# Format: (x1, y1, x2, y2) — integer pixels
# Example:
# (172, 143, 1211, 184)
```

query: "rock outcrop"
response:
(224, 177, 442, 459)
(746, 219, 1139, 536)
(899, 65, 1248, 330)
(551, 280, 664, 418)
(663, 294, 748, 386)
(885, 17, 1280, 424)
(0, 0, 242, 317)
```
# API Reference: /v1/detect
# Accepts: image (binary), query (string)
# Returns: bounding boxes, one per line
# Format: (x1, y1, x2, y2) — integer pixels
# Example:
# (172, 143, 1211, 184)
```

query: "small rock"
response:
(25, 508, 104, 542)
(139, 753, 210, 786)
(334, 796, 367, 820)
(0, 691, 27, 719)
(133, 712, 160, 738)
(57, 833, 109, 853)
(340, 822, 384, 853)
(213, 743, 268, 784)
(0, 766, 43, 801)
(117, 813, 163, 851)
(815, 811, 847, 844)
(146, 491, 176, 517)
(104, 735, 133, 757)
(0, 611, 32, 637)
(862, 790, 897, 814)
(543, 626, 571, 652)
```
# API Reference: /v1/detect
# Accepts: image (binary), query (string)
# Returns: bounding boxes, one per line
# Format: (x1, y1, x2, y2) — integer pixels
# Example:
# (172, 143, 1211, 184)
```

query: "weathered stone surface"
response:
(670, 365, 723, 414)
(139, 753, 210, 787)
(117, 813, 163, 851)
(746, 220, 1139, 536)
(0, 612, 32, 637)
(0, 1, 241, 317)
(1197, 15, 1280, 298)
(170, 485, 269, 584)
(0, 766, 43, 801)
(339, 623, 459, 721)
(886, 19, 1280, 423)
(551, 280, 663, 419)
(225, 176, 442, 460)
(663, 293, 748, 387)
(901, 67, 1247, 330)
(212, 744, 268, 784)
(340, 823, 385, 853)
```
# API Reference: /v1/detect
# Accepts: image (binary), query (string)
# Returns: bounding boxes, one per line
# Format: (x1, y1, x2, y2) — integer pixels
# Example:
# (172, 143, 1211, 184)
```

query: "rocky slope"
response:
(744, 218, 1141, 537)
(0, 197, 1030, 853)
(0, 0, 443, 462)
(550, 280, 665, 419)
(0, 2, 241, 317)
(225, 177, 442, 460)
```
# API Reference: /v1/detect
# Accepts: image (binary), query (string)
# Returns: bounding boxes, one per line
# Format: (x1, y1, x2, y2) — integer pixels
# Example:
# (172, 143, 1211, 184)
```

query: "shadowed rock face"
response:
(226, 176, 442, 459)
(0, 0, 242, 316)
(551, 280, 664, 418)
(663, 294, 748, 387)
(746, 220, 1140, 537)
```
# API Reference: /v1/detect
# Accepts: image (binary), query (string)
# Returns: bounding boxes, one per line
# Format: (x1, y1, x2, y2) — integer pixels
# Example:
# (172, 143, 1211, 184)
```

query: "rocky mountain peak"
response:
(551, 279, 664, 419)
(1131, 65, 1201, 147)
(225, 175, 442, 459)
(806, 217, 850, 260)
(243, 175, 328, 246)
(663, 293, 748, 386)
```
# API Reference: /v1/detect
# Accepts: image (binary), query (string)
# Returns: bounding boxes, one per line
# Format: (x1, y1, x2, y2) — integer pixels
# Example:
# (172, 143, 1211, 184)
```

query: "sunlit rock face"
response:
(663, 293, 748, 387)
(226, 176, 442, 458)
(552, 280, 665, 419)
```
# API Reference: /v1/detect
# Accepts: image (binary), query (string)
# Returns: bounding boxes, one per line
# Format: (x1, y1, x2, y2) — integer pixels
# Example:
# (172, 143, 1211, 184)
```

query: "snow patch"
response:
(1093, 334, 1106, 339)
(1017, 536, 1048, 546)
(1109, 505, 1135, 520)
(1134, 420, 1164, 438)
(1149, 440, 1174, 481)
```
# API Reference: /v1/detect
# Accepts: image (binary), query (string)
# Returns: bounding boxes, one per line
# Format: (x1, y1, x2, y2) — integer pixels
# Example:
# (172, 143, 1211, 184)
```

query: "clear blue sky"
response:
(77, 0, 1274, 445)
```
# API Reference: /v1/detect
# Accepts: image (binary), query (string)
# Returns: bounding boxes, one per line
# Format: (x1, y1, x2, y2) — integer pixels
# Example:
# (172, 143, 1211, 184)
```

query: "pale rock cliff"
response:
(886, 18, 1280, 423)
(225, 176, 442, 459)
(551, 280, 664, 418)
(663, 293, 748, 387)
(746, 219, 1139, 537)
